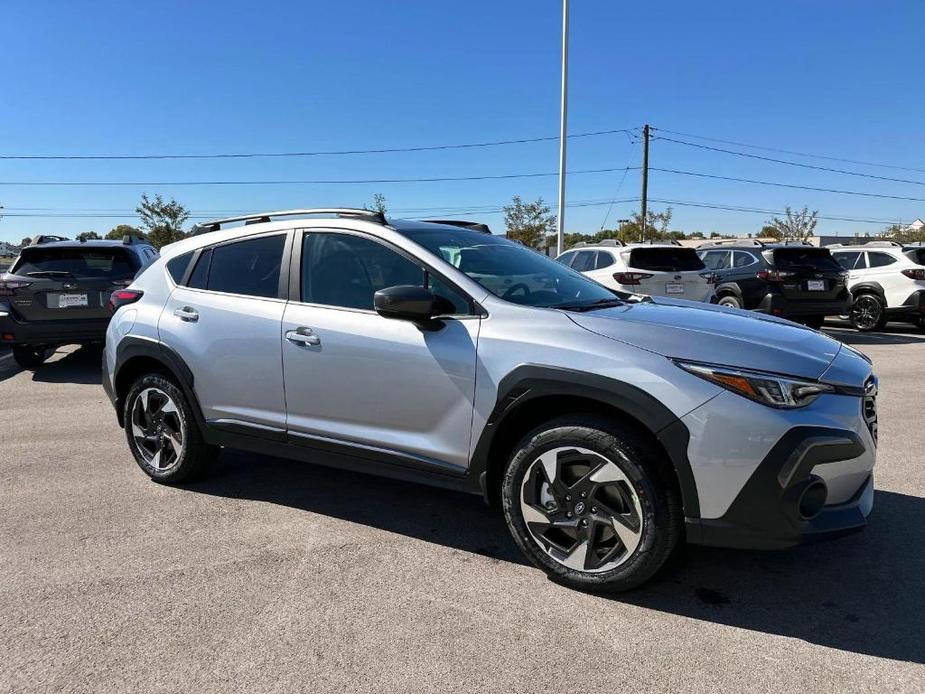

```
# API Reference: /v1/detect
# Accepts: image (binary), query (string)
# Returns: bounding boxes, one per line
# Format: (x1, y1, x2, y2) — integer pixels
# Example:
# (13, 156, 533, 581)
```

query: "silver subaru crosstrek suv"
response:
(102, 209, 878, 592)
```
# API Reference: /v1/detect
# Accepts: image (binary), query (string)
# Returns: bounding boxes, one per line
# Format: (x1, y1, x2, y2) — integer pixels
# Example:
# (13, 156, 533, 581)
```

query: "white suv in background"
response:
(828, 241, 925, 331)
(556, 241, 715, 302)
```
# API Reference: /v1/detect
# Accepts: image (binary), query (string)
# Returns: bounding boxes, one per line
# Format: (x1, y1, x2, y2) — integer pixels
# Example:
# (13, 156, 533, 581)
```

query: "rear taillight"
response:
(0, 280, 32, 297)
(901, 268, 925, 281)
(756, 269, 796, 282)
(613, 272, 654, 285)
(700, 272, 719, 285)
(108, 289, 144, 313)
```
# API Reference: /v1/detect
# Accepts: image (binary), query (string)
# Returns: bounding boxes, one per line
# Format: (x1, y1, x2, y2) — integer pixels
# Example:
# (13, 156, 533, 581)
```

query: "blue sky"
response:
(1, 0, 924, 243)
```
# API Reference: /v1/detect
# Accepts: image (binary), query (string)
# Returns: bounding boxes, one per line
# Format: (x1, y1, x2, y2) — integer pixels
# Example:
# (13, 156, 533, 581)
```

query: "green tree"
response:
(766, 206, 818, 241)
(611, 207, 674, 243)
(106, 224, 144, 241)
(880, 222, 925, 244)
(503, 196, 555, 249)
(365, 193, 388, 215)
(759, 224, 783, 240)
(136, 194, 189, 249)
(76, 231, 101, 241)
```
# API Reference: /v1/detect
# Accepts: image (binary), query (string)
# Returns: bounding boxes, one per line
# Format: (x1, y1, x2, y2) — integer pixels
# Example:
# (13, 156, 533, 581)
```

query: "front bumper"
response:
(686, 427, 874, 549)
(0, 310, 109, 346)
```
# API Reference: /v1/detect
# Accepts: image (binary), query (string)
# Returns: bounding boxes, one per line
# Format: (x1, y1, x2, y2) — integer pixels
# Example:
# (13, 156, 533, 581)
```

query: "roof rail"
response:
(598, 239, 625, 247)
(696, 238, 765, 249)
(31, 234, 69, 245)
(190, 208, 387, 235)
(421, 219, 492, 234)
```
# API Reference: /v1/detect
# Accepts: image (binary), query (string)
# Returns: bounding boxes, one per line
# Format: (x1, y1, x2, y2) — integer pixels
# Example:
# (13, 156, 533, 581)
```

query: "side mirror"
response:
(374, 285, 436, 322)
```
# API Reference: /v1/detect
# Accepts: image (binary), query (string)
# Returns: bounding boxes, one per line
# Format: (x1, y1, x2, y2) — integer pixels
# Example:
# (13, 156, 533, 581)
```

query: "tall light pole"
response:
(555, 0, 570, 256)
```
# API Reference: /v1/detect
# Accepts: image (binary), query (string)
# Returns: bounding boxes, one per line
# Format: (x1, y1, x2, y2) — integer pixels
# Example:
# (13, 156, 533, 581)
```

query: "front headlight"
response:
(675, 361, 835, 409)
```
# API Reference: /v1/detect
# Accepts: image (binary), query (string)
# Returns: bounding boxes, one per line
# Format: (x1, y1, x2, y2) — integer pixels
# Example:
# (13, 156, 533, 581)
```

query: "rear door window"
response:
(733, 251, 758, 268)
(206, 235, 286, 298)
(628, 247, 705, 272)
(867, 252, 896, 268)
(698, 250, 730, 270)
(570, 251, 597, 272)
(11, 246, 139, 280)
(833, 251, 862, 270)
(594, 251, 615, 269)
(556, 251, 577, 267)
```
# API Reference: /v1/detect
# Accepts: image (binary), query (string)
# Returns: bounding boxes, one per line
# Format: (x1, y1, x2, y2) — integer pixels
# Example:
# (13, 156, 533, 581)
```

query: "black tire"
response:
(502, 415, 682, 593)
(12, 345, 50, 369)
(849, 293, 887, 332)
(716, 294, 742, 309)
(123, 373, 217, 483)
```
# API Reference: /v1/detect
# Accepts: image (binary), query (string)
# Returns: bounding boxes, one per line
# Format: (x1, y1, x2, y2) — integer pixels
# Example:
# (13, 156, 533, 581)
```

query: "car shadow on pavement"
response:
(622, 489, 925, 664)
(823, 323, 925, 346)
(29, 346, 103, 385)
(188, 451, 924, 663)
(186, 449, 528, 565)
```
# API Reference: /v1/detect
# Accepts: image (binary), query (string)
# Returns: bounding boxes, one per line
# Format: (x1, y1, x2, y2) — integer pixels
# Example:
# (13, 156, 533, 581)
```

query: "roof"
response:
(24, 239, 150, 250)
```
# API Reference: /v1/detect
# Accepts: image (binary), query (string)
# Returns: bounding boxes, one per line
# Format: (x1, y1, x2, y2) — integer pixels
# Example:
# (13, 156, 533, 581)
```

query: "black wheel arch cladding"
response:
(470, 364, 700, 518)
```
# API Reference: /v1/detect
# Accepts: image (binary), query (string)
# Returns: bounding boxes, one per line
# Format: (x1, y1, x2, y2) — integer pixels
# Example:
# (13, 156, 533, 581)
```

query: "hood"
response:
(568, 298, 842, 380)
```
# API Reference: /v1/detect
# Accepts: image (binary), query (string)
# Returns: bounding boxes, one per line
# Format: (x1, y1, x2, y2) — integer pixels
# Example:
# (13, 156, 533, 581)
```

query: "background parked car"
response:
(828, 241, 925, 331)
(557, 240, 715, 302)
(0, 234, 158, 368)
(697, 240, 849, 328)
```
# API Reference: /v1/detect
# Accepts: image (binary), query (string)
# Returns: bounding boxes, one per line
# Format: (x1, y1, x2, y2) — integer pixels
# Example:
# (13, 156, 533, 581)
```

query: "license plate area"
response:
(665, 283, 685, 294)
(806, 280, 826, 291)
(53, 293, 89, 308)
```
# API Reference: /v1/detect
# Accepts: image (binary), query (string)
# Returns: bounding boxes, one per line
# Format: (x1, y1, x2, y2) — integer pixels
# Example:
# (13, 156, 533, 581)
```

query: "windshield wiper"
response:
(553, 297, 625, 312)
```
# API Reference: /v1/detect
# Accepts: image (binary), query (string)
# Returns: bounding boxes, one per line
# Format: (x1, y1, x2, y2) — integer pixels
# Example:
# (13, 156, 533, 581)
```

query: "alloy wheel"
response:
(851, 295, 883, 331)
(130, 387, 185, 472)
(519, 446, 643, 573)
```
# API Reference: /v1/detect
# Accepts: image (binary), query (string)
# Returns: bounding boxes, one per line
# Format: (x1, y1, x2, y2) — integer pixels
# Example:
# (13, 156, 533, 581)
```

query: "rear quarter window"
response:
(627, 247, 705, 272)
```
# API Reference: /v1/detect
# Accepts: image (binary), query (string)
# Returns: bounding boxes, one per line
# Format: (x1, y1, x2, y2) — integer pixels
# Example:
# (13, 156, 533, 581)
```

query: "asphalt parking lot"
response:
(2, 324, 924, 693)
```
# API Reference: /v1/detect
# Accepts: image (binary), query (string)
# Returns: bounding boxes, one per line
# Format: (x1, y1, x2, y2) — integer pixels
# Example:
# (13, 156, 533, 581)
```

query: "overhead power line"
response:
(647, 198, 902, 225)
(653, 135, 925, 186)
(0, 166, 639, 187)
(652, 127, 925, 175)
(651, 167, 925, 203)
(0, 128, 637, 161)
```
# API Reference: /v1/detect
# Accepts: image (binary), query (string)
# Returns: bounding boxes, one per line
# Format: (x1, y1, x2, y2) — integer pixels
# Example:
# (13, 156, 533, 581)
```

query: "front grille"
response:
(863, 377, 878, 446)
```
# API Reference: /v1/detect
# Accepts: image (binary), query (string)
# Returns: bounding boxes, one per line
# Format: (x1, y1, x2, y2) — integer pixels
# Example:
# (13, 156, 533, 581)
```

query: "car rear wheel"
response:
(717, 294, 741, 309)
(850, 293, 886, 332)
(124, 373, 216, 483)
(11, 345, 50, 369)
(502, 415, 682, 592)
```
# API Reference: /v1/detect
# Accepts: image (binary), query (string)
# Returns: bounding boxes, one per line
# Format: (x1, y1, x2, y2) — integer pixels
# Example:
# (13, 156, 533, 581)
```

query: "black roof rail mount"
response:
(422, 219, 492, 234)
(190, 208, 387, 235)
(32, 234, 69, 245)
(122, 234, 147, 245)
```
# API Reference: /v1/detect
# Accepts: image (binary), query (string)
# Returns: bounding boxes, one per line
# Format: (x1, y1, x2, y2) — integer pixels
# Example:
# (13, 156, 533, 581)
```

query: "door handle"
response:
(286, 327, 321, 346)
(174, 306, 199, 322)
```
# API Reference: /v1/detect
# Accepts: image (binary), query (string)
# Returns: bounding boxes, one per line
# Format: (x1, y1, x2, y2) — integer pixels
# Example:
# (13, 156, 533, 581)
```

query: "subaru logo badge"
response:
(63, 282, 77, 290)
(574, 501, 586, 515)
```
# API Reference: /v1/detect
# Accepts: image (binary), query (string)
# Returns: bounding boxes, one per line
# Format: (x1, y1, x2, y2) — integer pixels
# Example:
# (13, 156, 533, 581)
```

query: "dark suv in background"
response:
(0, 235, 157, 368)
(697, 240, 850, 328)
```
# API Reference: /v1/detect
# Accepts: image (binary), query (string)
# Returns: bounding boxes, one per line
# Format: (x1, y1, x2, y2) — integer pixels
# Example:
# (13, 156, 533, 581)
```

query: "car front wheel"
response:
(502, 415, 682, 592)
(124, 373, 216, 483)
(850, 294, 886, 332)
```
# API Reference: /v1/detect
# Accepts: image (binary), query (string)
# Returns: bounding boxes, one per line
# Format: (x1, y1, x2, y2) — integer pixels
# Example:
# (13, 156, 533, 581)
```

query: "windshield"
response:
(397, 226, 618, 308)
(11, 247, 139, 280)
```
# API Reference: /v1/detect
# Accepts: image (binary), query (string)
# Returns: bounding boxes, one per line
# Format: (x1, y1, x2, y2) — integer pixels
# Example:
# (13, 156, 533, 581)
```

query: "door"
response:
(159, 232, 289, 430)
(864, 251, 903, 305)
(282, 230, 480, 472)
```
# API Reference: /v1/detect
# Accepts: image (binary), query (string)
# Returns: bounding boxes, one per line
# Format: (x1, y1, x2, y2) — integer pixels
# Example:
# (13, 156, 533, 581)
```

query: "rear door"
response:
(159, 232, 290, 431)
(8, 245, 141, 321)
(627, 247, 711, 301)
(864, 251, 906, 305)
(770, 247, 847, 302)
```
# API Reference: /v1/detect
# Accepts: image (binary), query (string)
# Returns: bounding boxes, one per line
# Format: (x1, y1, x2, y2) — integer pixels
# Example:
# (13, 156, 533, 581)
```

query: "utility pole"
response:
(640, 123, 650, 242)
(555, 0, 570, 256)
